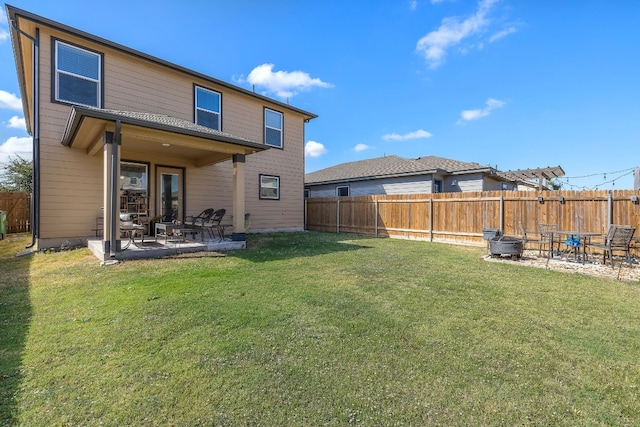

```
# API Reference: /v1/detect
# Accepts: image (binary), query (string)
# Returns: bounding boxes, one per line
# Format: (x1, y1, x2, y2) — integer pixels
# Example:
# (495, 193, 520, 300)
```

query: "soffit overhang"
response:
(61, 106, 268, 166)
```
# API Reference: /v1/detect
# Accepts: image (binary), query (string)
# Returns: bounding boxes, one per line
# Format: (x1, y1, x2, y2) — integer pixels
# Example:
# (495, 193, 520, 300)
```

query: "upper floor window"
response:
(264, 108, 283, 148)
(336, 186, 349, 197)
(195, 86, 221, 130)
(54, 40, 101, 107)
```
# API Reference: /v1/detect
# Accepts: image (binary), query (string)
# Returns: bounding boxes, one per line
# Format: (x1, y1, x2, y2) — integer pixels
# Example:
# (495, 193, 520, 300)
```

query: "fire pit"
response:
(489, 236, 524, 259)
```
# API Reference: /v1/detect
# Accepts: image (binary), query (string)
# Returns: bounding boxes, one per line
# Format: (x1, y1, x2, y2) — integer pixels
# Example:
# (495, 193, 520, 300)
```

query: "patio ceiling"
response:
(61, 106, 268, 166)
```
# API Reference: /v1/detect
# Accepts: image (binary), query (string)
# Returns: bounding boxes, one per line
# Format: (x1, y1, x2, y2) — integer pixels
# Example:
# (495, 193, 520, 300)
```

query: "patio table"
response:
(556, 231, 600, 264)
(155, 222, 187, 243)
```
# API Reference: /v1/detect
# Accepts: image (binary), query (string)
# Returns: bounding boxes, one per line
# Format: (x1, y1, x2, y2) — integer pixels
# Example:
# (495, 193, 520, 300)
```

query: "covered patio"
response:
(87, 233, 244, 261)
(61, 106, 268, 261)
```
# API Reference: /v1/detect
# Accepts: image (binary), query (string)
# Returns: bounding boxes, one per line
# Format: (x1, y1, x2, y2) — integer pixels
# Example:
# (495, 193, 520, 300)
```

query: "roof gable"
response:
(6, 4, 317, 124)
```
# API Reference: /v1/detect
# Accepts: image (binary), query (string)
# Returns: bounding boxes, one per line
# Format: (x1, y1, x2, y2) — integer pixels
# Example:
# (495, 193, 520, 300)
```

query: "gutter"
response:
(10, 17, 39, 248)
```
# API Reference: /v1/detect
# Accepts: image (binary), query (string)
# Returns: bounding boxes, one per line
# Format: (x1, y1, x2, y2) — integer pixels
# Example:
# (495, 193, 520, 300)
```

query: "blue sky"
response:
(1, 0, 639, 190)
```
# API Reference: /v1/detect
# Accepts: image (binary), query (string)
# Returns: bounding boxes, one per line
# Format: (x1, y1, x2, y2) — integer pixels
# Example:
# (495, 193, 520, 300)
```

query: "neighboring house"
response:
(7, 5, 316, 256)
(305, 155, 518, 197)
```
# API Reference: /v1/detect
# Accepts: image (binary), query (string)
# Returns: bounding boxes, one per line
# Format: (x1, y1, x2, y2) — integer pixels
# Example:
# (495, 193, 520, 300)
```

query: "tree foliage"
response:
(0, 155, 33, 192)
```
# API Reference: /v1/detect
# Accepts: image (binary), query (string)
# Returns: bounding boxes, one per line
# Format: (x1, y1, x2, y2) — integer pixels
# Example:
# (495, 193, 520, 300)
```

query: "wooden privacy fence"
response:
(0, 192, 31, 234)
(305, 190, 640, 247)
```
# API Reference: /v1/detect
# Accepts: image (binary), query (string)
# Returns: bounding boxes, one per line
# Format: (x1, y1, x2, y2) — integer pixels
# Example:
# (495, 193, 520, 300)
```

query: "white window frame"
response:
(336, 185, 350, 197)
(264, 108, 283, 148)
(54, 40, 101, 107)
(195, 86, 221, 130)
(259, 174, 280, 200)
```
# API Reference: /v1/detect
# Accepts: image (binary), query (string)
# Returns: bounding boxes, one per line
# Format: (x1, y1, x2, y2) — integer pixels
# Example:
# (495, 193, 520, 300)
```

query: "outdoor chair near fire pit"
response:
(538, 223, 560, 258)
(519, 221, 541, 254)
(590, 225, 636, 269)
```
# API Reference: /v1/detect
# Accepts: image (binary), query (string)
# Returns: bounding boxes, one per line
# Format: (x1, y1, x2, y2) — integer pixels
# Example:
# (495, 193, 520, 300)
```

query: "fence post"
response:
(375, 199, 379, 237)
(499, 195, 504, 233)
(336, 199, 340, 234)
(429, 198, 433, 242)
(608, 191, 613, 227)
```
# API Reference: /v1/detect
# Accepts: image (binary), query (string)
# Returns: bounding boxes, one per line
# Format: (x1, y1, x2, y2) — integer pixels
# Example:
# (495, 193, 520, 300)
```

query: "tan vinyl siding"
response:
(33, 23, 309, 244)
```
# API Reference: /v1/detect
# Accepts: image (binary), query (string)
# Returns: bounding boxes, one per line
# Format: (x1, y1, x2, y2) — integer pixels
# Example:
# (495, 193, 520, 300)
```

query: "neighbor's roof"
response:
(305, 155, 495, 185)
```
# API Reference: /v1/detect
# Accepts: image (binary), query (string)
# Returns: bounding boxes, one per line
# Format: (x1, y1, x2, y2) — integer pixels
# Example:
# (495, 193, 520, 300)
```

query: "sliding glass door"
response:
(156, 167, 183, 223)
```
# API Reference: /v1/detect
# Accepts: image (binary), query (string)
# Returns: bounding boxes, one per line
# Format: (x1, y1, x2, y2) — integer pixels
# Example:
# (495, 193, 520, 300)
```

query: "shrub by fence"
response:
(305, 190, 640, 248)
(0, 192, 31, 234)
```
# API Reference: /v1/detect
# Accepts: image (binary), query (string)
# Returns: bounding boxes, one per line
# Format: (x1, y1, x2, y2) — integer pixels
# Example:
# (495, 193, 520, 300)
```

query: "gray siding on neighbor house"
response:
(307, 175, 434, 197)
(484, 176, 516, 191)
(447, 174, 484, 192)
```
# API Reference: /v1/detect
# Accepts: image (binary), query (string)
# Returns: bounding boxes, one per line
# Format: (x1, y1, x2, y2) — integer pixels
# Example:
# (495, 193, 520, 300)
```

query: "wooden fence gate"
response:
(0, 192, 31, 234)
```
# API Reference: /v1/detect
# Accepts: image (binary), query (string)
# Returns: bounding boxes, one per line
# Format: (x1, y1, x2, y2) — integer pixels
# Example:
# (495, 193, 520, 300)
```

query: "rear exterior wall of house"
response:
(32, 22, 308, 248)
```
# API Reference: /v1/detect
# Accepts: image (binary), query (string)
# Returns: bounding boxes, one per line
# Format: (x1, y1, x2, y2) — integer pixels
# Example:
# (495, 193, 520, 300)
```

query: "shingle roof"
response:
(412, 155, 489, 173)
(61, 106, 266, 150)
(305, 155, 492, 185)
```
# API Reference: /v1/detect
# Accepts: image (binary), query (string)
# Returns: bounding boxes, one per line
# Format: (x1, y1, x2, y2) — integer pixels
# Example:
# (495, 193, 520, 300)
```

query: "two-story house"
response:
(7, 4, 316, 259)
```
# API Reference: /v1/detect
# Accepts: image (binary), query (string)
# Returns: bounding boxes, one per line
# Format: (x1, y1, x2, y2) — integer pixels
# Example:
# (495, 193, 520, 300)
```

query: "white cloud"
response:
(409, 0, 418, 11)
(244, 64, 333, 99)
(0, 10, 8, 44)
(0, 90, 23, 111)
(0, 136, 32, 165)
(416, 0, 515, 69)
(7, 116, 26, 130)
(459, 98, 505, 122)
(305, 140, 327, 158)
(354, 143, 371, 152)
(489, 25, 518, 42)
(382, 129, 432, 142)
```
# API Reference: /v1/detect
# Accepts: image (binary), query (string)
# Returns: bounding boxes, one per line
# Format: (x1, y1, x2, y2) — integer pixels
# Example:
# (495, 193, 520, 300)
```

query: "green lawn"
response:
(1, 232, 639, 426)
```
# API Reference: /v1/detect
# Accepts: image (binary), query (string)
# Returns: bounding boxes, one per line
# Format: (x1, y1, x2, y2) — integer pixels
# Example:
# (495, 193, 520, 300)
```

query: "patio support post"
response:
(103, 124, 122, 256)
(231, 154, 246, 241)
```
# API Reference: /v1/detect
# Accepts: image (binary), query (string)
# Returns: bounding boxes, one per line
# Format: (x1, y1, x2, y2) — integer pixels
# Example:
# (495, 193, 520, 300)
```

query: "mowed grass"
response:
(1, 232, 639, 426)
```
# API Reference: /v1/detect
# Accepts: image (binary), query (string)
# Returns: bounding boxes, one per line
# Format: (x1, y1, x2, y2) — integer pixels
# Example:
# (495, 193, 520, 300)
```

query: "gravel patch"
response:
(484, 250, 640, 281)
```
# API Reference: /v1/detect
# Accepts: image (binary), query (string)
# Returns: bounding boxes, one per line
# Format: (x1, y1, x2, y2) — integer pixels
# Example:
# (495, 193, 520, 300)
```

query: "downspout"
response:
(11, 21, 39, 248)
(109, 121, 121, 258)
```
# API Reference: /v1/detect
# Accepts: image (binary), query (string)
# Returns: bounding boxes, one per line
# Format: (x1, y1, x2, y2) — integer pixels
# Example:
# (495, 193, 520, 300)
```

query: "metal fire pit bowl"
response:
(489, 236, 524, 259)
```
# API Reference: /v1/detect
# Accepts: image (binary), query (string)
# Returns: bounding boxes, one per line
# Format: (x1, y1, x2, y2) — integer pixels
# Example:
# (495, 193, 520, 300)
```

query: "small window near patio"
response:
(264, 109, 283, 148)
(195, 86, 221, 130)
(54, 40, 101, 107)
(260, 174, 280, 200)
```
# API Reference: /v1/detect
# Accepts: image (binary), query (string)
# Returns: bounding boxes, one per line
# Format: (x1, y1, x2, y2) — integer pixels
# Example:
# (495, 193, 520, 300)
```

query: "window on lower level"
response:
(260, 174, 280, 200)
(336, 186, 349, 196)
(54, 40, 102, 107)
(120, 162, 148, 214)
(195, 86, 221, 130)
(434, 179, 442, 193)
